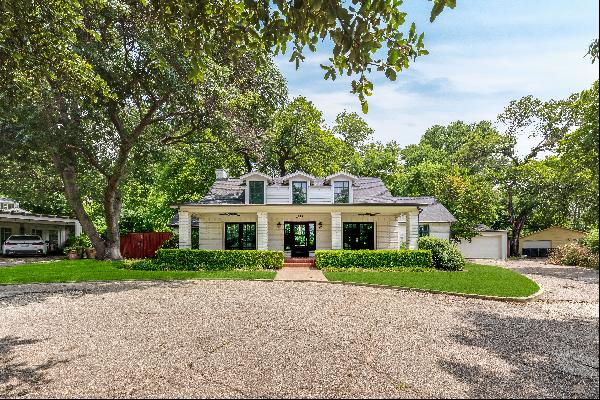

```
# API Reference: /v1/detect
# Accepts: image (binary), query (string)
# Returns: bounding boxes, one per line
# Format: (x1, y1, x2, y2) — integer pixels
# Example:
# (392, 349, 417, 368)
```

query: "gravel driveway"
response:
(1, 261, 598, 398)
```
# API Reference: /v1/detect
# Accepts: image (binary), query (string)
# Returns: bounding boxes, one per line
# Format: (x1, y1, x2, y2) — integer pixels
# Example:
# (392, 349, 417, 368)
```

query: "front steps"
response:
(283, 257, 316, 268)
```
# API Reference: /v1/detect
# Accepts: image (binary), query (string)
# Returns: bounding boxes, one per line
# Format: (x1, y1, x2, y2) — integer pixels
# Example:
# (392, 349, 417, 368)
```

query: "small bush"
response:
(549, 242, 599, 270)
(152, 249, 284, 271)
(580, 229, 599, 254)
(418, 236, 465, 271)
(314, 250, 433, 270)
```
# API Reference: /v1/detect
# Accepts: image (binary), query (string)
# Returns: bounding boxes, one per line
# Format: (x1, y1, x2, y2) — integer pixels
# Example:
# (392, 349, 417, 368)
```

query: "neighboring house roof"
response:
(0, 209, 78, 223)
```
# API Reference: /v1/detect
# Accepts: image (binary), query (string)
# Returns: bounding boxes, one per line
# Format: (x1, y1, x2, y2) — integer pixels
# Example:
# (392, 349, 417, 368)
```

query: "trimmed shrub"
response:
(151, 249, 285, 271)
(418, 236, 465, 271)
(549, 242, 599, 270)
(314, 250, 433, 270)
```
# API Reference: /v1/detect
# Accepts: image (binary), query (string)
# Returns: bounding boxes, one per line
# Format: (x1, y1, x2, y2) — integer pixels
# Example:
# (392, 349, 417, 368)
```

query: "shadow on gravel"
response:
(0, 336, 68, 397)
(0, 280, 196, 308)
(511, 265, 599, 284)
(440, 310, 599, 398)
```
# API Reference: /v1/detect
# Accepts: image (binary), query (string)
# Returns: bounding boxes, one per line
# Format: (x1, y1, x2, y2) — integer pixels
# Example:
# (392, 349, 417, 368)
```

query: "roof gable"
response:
(324, 172, 357, 184)
(281, 171, 316, 183)
(239, 171, 272, 183)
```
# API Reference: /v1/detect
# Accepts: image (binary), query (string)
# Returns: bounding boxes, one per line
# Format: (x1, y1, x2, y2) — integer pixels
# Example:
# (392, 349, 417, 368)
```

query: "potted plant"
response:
(64, 246, 79, 259)
(85, 247, 97, 259)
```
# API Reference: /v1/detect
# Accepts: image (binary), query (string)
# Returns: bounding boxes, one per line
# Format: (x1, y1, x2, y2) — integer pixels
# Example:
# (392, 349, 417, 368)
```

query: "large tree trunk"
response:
(54, 156, 108, 257)
(101, 180, 124, 261)
(510, 220, 525, 257)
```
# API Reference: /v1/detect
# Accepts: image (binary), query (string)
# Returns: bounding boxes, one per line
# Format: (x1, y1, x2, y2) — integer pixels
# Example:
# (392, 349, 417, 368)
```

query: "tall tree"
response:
(497, 95, 577, 254)
(0, 0, 451, 259)
(260, 97, 345, 176)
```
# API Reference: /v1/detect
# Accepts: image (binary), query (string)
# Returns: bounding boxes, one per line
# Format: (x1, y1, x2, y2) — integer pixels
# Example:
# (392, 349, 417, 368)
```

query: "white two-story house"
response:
(172, 170, 451, 257)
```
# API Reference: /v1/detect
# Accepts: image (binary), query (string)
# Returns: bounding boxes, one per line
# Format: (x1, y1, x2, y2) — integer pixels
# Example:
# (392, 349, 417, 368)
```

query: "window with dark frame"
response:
(343, 222, 374, 250)
(284, 222, 316, 251)
(248, 181, 265, 204)
(292, 181, 307, 204)
(333, 181, 350, 203)
(224, 223, 256, 250)
(419, 224, 430, 237)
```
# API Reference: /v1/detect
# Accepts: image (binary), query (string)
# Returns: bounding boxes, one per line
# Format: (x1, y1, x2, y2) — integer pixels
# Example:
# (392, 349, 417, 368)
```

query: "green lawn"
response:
(0, 259, 276, 285)
(323, 263, 540, 298)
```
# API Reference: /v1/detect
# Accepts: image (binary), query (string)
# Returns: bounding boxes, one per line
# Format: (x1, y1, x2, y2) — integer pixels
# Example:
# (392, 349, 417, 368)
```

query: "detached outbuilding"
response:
(519, 226, 586, 257)
(456, 225, 509, 260)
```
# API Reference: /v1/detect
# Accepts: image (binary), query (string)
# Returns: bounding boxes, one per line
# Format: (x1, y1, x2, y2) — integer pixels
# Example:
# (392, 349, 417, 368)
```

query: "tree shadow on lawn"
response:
(0, 280, 197, 308)
(439, 310, 599, 398)
(0, 336, 69, 397)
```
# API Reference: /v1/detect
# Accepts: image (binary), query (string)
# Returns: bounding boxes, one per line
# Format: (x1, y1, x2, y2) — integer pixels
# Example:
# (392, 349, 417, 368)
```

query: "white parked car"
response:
(2, 235, 47, 256)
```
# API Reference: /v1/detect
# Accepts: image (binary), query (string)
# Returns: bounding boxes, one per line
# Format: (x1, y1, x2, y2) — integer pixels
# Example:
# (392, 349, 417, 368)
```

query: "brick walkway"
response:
(274, 267, 328, 282)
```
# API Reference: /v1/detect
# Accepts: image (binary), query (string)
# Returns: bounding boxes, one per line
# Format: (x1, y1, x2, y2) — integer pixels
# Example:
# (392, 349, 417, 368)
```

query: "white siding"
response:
(342, 214, 401, 250)
(195, 212, 408, 252)
(266, 186, 290, 204)
(308, 186, 332, 204)
(198, 213, 258, 250)
(267, 213, 333, 251)
(398, 222, 451, 243)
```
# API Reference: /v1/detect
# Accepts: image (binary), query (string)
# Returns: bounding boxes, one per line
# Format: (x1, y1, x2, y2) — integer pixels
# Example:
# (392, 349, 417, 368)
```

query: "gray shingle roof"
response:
(171, 175, 457, 224)
(418, 201, 457, 223)
(187, 176, 429, 205)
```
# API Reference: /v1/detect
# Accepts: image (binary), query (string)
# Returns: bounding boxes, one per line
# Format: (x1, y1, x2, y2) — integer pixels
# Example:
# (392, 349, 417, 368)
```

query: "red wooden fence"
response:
(120, 232, 173, 259)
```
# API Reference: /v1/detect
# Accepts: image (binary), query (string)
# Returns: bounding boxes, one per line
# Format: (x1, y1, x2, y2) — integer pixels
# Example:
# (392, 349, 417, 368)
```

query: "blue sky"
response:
(274, 0, 599, 151)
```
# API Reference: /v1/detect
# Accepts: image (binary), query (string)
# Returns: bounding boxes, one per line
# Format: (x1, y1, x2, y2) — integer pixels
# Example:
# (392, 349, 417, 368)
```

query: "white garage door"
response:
(522, 240, 551, 249)
(457, 235, 502, 259)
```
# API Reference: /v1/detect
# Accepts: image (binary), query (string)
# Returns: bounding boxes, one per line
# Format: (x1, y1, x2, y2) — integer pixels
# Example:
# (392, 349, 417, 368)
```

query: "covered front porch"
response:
(176, 204, 421, 254)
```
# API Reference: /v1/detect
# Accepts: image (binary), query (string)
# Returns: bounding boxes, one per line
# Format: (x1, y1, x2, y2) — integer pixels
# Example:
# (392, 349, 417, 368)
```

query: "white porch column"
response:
(74, 221, 82, 237)
(257, 212, 269, 250)
(331, 212, 342, 250)
(406, 210, 419, 250)
(178, 211, 192, 249)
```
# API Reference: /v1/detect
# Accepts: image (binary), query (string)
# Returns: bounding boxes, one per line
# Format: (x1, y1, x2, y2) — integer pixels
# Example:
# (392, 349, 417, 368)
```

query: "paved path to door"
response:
(274, 267, 328, 281)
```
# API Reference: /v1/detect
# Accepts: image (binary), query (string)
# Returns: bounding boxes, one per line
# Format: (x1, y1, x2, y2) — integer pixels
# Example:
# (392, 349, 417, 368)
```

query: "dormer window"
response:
(334, 181, 350, 203)
(248, 181, 265, 204)
(292, 181, 307, 204)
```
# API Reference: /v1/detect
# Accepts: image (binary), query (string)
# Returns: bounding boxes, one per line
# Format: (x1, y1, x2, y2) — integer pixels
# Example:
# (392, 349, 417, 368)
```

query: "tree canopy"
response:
(0, 0, 453, 259)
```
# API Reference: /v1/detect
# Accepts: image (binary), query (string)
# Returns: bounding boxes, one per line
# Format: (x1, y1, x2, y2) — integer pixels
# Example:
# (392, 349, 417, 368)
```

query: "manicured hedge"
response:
(314, 250, 433, 270)
(125, 249, 285, 271)
(418, 236, 465, 271)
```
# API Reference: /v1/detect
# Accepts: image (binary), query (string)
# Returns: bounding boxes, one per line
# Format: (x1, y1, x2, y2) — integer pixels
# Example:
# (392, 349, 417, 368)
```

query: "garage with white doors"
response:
(456, 225, 508, 260)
